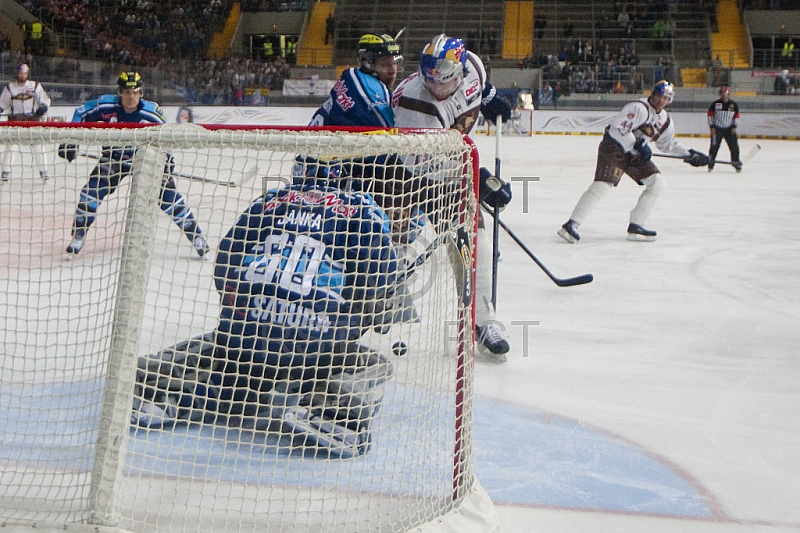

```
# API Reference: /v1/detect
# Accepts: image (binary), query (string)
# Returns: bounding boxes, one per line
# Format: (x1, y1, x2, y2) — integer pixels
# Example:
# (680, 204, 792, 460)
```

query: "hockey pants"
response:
(72, 161, 203, 241)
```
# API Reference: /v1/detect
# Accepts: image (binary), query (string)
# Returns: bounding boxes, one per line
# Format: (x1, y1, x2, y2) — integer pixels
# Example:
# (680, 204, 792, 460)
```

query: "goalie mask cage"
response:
(0, 123, 499, 533)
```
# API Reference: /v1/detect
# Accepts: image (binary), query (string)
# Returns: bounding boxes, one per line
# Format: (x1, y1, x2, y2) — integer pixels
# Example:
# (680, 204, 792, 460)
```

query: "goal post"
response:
(0, 123, 500, 533)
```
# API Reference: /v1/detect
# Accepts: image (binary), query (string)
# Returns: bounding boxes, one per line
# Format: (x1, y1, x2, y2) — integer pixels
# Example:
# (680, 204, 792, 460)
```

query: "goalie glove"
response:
(683, 149, 709, 167)
(57, 143, 78, 162)
(34, 103, 48, 117)
(479, 167, 512, 210)
(480, 83, 512, 124)
(631, 137, 652, 163)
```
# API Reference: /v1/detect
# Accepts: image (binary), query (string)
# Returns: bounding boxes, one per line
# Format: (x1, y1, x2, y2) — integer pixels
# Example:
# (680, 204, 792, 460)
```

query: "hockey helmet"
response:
(357, 34, 402, 71)
(117, 71, 143, 92)
(651, 79, 675, 104)
(419, 34, 468, 100)
(719, 85, 731, 98)
(16, 63, 29, 82)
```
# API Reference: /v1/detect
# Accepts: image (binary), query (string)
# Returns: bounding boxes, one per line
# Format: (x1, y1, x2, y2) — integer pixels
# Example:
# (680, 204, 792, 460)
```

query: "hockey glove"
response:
(683, 149, 709, 167)
(57, 143, 78, 162)
(480, 83, 512, 124)
(479, 167, 512, 210)
(632, 137, 652, 162)
(34, 104, 48, 117)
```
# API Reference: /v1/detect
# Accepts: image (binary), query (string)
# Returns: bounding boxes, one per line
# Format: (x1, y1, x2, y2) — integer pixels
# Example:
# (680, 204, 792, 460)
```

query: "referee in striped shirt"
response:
(707, 86, 742, 172)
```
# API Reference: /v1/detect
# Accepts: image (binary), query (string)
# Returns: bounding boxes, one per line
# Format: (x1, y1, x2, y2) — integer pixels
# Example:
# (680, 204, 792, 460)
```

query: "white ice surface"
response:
(469, 134, 800, 533)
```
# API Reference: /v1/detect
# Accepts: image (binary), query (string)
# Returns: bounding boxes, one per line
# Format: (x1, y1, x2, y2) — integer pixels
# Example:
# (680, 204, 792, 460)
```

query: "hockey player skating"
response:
(0, 63, 51, 182)
(58, 72, 209, 257)
(558, 80, 708, 243)
(392, 34, 514, 360)
(707, 85, 742, 172)
(309, 33, 402, 127)
(131, 181, 401, 459)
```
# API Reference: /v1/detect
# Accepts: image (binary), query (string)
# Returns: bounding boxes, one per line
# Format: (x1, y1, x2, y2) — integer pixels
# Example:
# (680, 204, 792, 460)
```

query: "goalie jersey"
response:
(214, 184, 399, 367)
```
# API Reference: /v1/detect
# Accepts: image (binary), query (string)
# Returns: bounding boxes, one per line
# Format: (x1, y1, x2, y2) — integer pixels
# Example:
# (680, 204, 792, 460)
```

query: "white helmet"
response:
(419, 34, 468, 100)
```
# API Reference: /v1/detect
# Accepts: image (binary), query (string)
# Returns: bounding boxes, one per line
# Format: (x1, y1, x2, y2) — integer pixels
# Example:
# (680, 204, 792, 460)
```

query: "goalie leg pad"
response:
(280, 346, 393, 457)
(282, 404, 371, 459)
(132, 332, 221, 427)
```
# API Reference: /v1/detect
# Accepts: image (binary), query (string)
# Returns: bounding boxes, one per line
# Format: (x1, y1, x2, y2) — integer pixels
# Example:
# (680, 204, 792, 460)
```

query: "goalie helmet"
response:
(118, 71, 143, 92)
(651, 80, 675, 104)
(419, 34, 468, 100)
(357, 33, 402, 72)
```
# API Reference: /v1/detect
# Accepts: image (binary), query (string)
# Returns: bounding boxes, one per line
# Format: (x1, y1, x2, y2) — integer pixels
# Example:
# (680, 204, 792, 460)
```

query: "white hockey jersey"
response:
(606, 97, 689, 157)
(391, 50, 486, 134)
(0, 79, 51, 119)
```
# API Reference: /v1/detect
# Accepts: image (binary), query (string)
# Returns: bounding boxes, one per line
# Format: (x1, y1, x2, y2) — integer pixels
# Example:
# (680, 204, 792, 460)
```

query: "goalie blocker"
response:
(132, 181, 404, 459)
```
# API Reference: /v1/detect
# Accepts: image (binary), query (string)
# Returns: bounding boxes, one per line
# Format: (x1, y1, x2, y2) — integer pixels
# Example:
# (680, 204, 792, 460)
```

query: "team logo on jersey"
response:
(465, 80, 480, 102)
(333, 79, 355, 111)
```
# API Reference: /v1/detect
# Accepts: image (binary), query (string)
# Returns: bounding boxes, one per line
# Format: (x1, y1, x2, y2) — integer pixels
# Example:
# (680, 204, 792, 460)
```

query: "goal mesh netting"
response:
(0, 124, 498, 533)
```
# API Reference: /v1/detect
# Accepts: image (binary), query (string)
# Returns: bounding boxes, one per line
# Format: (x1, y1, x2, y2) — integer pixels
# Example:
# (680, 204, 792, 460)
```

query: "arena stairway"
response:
(297, 1, 335, 66)
(712, 0, 750, 69)
(208, 2, 241, 59)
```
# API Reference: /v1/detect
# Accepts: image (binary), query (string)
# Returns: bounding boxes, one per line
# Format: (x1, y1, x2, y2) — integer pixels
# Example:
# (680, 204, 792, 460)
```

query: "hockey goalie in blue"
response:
(132, 180, 400, 459)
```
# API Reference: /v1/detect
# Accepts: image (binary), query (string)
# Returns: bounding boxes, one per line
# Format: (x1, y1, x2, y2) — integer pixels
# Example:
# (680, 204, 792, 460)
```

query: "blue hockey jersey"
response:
(309, 68, 394, 127)
(214, 184, 398, 368)
(71, 94, 166, 161)
(72, 94, 166, 124)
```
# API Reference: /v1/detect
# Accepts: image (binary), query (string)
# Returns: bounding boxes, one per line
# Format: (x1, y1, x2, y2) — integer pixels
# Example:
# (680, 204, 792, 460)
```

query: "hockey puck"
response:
(392, 341, 408, 356)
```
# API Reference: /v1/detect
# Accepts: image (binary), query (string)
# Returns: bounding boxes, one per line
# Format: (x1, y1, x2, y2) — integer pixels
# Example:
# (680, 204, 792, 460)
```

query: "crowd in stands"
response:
(516, 0, 698, 99)
(162, 56, 293, 104)
(12, 0, 296, 105)
(240, 0, 308, 11)
(27, 0, 227, 65)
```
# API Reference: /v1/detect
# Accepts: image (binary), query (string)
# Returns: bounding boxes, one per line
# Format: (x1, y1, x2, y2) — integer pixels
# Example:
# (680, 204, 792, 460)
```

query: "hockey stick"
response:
(482, 206, 594, 287)
(79, 153, 237, 187)
(491, 115, 502, 310)
(654, 144, 761, 166)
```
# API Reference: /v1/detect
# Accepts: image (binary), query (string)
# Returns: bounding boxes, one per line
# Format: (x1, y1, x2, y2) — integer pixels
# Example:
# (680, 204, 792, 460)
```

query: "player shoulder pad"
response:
(354, 68, 389, 97)
(98, 94, 119, 105)
(141, 99, 166, 120)
(465, 50, 486, 82)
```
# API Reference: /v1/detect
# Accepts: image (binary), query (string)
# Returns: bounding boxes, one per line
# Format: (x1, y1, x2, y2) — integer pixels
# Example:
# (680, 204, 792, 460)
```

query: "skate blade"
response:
(558, 228, 578, 243)
(627, 233, 657, 242)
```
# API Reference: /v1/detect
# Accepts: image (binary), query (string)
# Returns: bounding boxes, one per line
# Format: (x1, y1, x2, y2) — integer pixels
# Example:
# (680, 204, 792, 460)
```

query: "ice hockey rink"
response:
(467, 133, 799, 533)
(1, 127, 798, 533)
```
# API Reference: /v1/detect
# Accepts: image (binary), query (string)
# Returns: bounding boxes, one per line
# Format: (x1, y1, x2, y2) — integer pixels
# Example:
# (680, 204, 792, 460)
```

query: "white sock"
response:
(630, 174, 665, 226)
(570, 181, 612, 225)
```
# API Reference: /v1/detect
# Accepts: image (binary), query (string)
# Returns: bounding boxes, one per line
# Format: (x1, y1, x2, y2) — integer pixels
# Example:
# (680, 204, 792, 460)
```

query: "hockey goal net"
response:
(474, 108, 533, 136)
(0, 123, 498, 533)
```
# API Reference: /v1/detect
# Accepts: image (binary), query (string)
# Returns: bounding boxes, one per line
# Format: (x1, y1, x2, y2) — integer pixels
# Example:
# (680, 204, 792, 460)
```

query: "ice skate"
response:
(558, 219, 580, 243)
(627, 223, 657, 242)
(476, 324, 510, 362)
(66, 230, 86, 254)
(2, 171, 9, 182)
(40, 170, 49, 181)
(732, 161, 742, 173)
(131, 394, 178, 429)
(193, 235, 210, 257)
